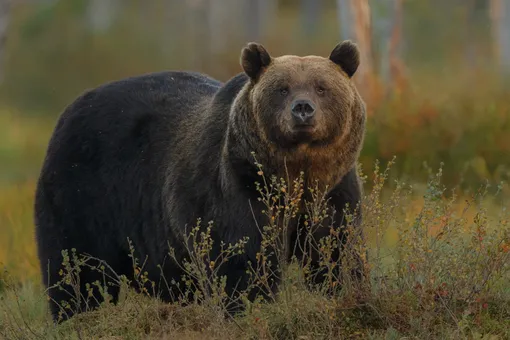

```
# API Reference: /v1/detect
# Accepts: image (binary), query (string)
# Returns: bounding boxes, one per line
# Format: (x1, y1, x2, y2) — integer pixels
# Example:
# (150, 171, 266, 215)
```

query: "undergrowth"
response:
(1, 159, 509, 340)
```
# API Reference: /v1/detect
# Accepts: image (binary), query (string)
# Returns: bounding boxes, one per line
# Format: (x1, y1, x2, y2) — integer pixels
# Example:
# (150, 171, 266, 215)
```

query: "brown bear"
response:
(34, 40, 367, 322)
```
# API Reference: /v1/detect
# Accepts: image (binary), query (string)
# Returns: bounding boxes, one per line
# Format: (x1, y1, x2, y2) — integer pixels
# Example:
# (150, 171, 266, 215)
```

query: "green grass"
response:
(0, 110, 54, 185)
(0, 110, 55, 285)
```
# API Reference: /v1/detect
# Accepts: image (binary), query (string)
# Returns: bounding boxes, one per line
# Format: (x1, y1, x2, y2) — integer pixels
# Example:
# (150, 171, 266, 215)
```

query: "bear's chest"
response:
(272, 150, 348, 194)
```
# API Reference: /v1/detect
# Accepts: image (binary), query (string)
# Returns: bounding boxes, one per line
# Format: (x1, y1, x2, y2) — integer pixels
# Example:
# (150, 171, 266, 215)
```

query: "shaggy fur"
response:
(34, 41, 367, 322)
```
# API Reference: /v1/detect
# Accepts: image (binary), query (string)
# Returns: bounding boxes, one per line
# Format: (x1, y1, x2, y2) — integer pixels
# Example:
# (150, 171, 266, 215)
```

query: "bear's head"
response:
(238, 41, 365, 151)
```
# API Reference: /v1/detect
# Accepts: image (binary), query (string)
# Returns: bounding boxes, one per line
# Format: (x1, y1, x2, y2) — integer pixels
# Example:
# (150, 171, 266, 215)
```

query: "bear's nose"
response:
(291, 99, 316, 124)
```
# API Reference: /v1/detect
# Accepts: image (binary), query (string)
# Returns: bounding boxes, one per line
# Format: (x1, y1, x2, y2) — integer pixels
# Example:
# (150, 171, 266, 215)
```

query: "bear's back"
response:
(44, 70, 223, 166)
(88, 70, 223, 119)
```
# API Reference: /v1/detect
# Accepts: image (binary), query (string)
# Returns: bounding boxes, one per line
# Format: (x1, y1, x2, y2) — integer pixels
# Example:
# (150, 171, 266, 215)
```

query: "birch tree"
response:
(186, 0, 210, 70)
(242, 0, 276, 42)
(301, 0, 321, 37)
(387, 0, 405, 89)
(0, 0, 10, 84)
(336, 0, 373, 92)
(490, 0, 510, 74)
(86, 0, 120, 33)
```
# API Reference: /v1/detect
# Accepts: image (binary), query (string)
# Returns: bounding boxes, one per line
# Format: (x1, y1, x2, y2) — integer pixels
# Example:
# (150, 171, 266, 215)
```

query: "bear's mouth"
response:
(293, 124, 315, 133)
(292, 122, 317, 136)
(267, 123, 320, 149)
(290, 124, 317, 144)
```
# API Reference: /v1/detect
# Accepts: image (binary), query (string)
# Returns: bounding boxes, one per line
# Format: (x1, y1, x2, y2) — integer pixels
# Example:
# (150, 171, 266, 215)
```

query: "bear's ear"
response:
(240, 42, 272, 81)
(329, 40, 360, 78)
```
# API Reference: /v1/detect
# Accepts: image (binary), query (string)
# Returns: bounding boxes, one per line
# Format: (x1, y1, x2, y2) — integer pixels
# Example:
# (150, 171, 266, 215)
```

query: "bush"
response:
(1, 159, 509, 339)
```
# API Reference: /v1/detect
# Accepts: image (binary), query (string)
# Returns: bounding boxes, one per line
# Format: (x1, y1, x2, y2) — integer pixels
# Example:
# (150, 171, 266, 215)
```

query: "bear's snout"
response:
(291, 99, 316, 126)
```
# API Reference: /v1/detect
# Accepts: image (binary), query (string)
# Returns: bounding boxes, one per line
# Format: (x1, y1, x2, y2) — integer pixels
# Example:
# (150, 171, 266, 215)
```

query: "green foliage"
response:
(359, 82, 510, 189)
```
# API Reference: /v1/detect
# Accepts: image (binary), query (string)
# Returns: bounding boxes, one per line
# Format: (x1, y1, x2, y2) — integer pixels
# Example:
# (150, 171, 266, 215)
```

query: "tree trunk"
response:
(464, 0, 479, 69)
(208, 0, 229, 54)
(336, 0, 373, 95)
(301, 0, 321, 37)
(243, 0, 275, 42)
(186, 0, 210, 70)
(86, 0, 120, 33)
(0, 0, 10, 85)
(244, 0, 262, 42)
(490, 0, 510, 74)
(388, 0, 406, 91)
(370, 0, 393, 83)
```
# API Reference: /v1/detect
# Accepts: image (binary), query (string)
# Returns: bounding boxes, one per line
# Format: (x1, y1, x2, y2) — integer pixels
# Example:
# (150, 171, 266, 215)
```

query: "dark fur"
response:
(35, 41, 366, 322)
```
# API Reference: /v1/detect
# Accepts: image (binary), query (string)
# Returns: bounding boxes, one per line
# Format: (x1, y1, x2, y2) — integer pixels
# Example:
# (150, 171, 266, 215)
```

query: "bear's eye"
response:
(316, 86, 326, 94)
(280, 88, 289, 96)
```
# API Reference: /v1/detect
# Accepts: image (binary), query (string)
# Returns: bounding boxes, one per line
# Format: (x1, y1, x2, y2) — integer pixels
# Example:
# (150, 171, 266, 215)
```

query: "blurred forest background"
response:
(0, 0, 509, 283)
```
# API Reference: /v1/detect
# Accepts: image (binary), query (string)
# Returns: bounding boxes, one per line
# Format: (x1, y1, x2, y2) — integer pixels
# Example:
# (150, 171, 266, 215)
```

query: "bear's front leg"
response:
(220, 252, 281, 316)
(294, 167, 368, 294)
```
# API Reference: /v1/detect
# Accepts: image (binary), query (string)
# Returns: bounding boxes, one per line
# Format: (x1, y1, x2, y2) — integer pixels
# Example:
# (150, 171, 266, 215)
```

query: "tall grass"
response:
(1, 158, 508, 339)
